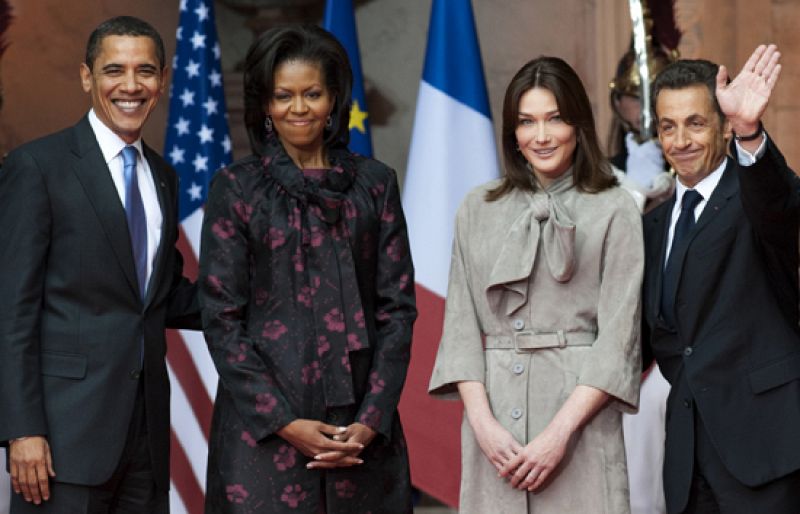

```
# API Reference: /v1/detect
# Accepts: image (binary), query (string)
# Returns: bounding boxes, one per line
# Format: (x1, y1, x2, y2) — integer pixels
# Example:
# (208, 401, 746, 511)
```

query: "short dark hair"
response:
(651, 59, 724, 122)
(243, 24, 352, 155)
(489, 56, 616, 200)
(85, 16, 165, 71)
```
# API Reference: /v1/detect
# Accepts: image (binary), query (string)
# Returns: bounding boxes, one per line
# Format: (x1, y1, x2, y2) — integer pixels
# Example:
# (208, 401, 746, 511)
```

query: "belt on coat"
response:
(484, 330, 596, 352)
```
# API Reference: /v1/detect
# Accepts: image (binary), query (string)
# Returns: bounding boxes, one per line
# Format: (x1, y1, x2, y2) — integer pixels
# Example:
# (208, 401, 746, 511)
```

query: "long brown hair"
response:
(488, 56, 616, 201)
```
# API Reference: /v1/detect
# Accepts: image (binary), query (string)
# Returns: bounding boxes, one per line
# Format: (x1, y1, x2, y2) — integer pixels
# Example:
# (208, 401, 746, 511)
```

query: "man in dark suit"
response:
(0, 16, 199, 513)
(643, 44, 800, 513)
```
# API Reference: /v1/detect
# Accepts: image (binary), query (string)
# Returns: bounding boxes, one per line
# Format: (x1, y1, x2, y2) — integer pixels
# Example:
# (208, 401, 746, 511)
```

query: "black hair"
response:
(85, 16, 165, 70)
(651, 59, 724, 122)
(243, 24, 353, 155)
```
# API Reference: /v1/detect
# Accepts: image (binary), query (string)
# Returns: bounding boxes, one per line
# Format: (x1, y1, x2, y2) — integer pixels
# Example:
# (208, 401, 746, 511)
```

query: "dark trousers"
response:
(10, 382, 167, 514)
(681, 411, 800, 514)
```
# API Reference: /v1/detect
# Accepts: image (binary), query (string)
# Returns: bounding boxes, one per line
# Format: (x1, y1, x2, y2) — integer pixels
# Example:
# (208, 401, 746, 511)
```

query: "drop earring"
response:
(264, 116, 273, 133)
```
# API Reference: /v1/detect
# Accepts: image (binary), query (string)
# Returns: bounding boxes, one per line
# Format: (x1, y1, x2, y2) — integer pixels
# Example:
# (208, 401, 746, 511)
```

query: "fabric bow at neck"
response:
(262, 135, 369, 408)
(487, 177, 576, 316)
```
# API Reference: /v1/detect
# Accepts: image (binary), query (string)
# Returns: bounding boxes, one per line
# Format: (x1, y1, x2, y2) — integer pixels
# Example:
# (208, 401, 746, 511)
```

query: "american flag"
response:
(163, 1, 230, 512)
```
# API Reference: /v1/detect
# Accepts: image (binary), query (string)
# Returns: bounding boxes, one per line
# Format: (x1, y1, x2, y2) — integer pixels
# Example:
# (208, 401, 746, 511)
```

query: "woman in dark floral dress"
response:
(199, 25, 416, 514)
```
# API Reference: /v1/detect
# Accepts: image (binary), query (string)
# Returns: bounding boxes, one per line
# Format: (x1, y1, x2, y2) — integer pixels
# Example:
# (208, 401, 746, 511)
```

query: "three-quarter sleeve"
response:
(355, 171, 417, 438)
(428, 197, 486, 399)
(199, 168, 296, 440)
(578, 198, 644, 411)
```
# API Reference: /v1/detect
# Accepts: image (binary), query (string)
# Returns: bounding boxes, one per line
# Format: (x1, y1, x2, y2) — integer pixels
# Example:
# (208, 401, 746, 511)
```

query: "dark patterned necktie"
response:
(121, 146, 148, 299)
(660, 189, 703, 327)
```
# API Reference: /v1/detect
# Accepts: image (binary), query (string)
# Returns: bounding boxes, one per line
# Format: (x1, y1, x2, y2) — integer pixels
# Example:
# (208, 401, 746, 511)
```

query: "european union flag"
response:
(164, 0, 233, 221)
(323, 0, 373, 157)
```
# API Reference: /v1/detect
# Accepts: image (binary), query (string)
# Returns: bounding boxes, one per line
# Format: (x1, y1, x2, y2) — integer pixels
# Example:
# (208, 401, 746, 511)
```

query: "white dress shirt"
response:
(88, 109, 163, 292)
(664, 137, 768, 264)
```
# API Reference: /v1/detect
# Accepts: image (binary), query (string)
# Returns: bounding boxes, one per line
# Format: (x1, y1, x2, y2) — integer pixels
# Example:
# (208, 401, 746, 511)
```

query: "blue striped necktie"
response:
(121, 146, 148, 300)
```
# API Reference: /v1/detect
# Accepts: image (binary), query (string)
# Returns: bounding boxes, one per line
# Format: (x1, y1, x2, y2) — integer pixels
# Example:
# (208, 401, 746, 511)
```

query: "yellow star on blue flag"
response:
(323, 0, 373, 156)
(349, 99, 368, 134)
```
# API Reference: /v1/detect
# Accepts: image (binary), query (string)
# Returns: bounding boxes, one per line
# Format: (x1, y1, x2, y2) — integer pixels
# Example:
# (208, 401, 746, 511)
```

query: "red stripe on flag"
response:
(167, 330, 214, 439)
(167, 226, 213, 438)
(170, 429, 206, 514)
(399, 283, 462, 508)
(176, 225, 200, 282)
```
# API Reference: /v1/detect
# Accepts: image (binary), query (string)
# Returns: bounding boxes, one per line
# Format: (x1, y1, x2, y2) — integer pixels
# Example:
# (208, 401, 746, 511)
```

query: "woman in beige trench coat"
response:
(429, 57, 644, 513)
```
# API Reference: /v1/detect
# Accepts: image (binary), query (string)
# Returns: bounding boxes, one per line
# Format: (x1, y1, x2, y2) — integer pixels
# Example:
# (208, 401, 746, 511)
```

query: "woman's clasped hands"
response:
(277, 419, 376, 470)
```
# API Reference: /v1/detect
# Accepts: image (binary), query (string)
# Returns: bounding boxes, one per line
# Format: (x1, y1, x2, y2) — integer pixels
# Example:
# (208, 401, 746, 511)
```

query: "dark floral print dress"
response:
(199, 135, 417, 513)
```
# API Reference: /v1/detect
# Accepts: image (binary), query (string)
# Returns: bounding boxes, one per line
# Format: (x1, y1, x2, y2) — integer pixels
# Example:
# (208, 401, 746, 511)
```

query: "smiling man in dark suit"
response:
(0, 16, 199, 513)
(642, 44, 800, 514)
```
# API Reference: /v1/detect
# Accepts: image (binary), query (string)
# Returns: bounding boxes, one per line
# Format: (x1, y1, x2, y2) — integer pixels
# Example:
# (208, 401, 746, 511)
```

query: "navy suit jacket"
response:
(0, 116, 200, 491)
(643, 137, 800, 513)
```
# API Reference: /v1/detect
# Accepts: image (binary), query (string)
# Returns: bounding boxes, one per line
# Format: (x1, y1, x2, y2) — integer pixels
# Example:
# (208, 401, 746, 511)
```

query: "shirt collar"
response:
(674, 156, 727, 205)
(87, 109, 144, 164)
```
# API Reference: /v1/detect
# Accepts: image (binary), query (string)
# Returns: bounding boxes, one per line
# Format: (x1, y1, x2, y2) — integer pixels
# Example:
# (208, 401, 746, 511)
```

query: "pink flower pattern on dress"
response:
(301, 361, 322, 384)
(292, 246, 304, 272)
(360, 405, 382, 428)
(347, 332, 363, 351)
(227, 343, 247, 364)
(280, 484, 307, 508)
(232, 200, 253, 223)
(268, 227, 286, 249)
(240, 431, 257, 448)
(262, 320, 288, 340)
(226, 484, 249, 504)
(354, 309, 365, 328)
(323, 308, 345, 332)
(273, 444, 297, 471)
(212, 218, 235, 240)
(386, 235, 403, 262)
(335, 479, 357, 499)
(369, 371, 386, 394)
(344, 199, 358, 220)
(317, 335, 331, 356)
(381, 204, 396, 223)
(255, 393, 277, 414)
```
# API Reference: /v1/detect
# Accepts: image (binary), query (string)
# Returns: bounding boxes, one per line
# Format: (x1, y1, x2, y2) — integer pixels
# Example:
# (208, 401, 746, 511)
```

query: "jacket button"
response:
(683, 399, 691, 408)
(510, 408, 523, 420)
(683, 347, 693, 357)
(129, 370, 141, 380)
(512, 319, 525, 331)
(512, 363, 525, 375)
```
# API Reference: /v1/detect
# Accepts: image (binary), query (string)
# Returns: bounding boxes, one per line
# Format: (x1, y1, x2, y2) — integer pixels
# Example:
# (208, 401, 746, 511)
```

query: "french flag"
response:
(398, 0, 499, 507)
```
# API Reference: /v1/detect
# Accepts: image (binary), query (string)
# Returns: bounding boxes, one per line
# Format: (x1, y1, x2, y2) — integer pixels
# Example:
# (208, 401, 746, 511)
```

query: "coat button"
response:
(512, 319, 525, 331)
(683, 347, 693, 357)
(510, 408, 523, 419)
(512, 363, 525, 375)
(683, 399, 691, 408)
(129, 370, 141, 380)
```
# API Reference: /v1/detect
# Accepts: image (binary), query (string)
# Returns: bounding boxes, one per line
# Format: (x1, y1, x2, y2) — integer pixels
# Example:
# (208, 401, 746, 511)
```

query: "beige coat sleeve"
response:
(578, 199, 644, 412)
(428, 199, 486, 399)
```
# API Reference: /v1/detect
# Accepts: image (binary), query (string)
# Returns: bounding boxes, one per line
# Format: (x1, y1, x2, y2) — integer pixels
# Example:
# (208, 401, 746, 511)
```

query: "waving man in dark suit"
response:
(0, 16, 199, 513)
(643, 44, 800, 514)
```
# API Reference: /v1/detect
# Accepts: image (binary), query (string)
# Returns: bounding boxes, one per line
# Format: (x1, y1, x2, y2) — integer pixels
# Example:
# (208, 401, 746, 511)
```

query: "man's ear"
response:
(722, 117, 733, 141)
(159, 66, 170, 95)
(79, 63, 92, 94)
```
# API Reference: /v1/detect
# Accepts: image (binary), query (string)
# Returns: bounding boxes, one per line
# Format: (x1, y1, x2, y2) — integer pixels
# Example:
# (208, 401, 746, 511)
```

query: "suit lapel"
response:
(142, 144, 172, 309)
(68, 117, 141, 299)
(647, 198, 674, 321)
